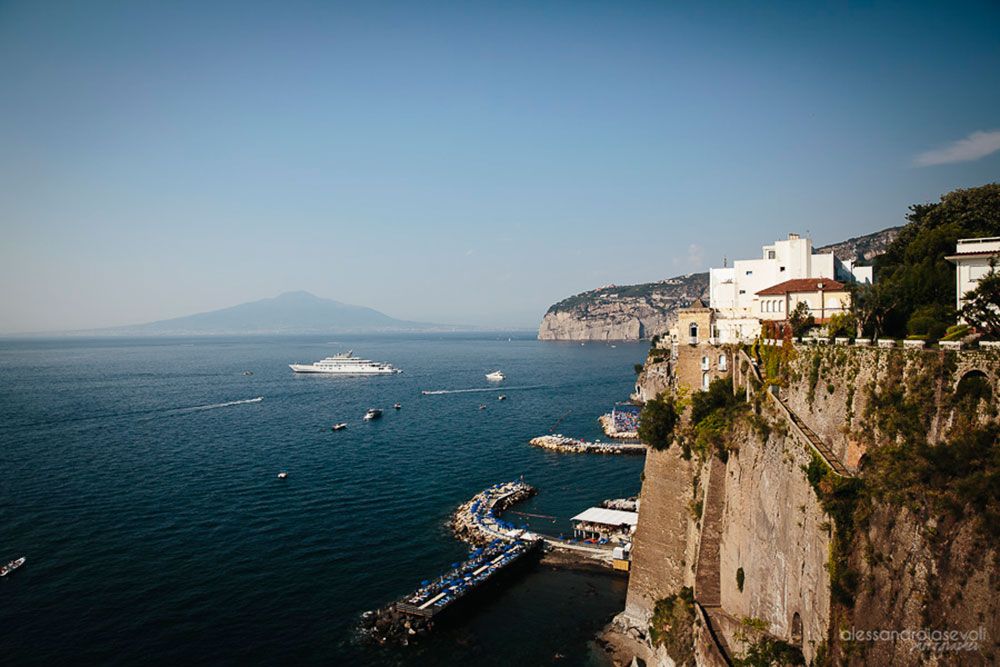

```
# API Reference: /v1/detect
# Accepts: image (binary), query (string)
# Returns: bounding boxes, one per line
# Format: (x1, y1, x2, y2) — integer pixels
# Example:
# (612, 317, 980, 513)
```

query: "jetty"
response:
(363, 480, 542, 644)
(530, 434, 646, 455)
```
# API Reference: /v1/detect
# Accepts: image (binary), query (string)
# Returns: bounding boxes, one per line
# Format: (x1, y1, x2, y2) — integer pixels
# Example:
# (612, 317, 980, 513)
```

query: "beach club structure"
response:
(570, 507, 639, 542)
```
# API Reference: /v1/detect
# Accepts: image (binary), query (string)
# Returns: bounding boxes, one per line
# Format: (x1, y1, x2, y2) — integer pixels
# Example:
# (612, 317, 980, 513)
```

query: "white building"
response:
(946, 237, 1000, 316)
(709, 233, 872, 343)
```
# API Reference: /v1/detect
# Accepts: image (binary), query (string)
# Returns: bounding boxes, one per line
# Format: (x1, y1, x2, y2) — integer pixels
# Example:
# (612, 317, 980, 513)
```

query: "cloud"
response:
(913, 129, 1000, 167)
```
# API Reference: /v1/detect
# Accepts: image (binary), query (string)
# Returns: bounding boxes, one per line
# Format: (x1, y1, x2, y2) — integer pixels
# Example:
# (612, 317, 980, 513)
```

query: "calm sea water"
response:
(0, 334, 645, 665)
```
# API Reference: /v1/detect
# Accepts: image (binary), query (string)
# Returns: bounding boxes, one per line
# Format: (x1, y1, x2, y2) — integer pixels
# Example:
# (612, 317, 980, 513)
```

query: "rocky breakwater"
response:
(538, 274, 708, 341)
(450, 480, 538, 546)
(530, 434, 647, 455)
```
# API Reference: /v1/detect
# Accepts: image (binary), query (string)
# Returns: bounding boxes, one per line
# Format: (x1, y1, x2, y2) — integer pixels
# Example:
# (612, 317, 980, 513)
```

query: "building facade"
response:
(946, 237, 1000, 316)
(671, 299, 732, 392)
(709, 233, 871, 343)
(755, 278, 850, 324)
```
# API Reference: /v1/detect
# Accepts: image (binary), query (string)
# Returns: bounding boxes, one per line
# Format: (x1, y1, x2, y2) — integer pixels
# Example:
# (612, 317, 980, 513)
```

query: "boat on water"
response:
(393, 403, 402, 410)
(289, 351, 401, 375)
(1, 557, 25, 577)
(242, 370, 254, 376)
(363, 408, 383, 421)
(498, 395, 507, 401)
(332, 423, 347, 431)
(277, 472, 288, 479)
(478, 404, 487, 410)
(485, 370, 505, 381)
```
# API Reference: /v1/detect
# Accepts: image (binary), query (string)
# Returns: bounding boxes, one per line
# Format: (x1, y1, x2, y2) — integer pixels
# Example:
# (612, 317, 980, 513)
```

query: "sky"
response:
(1, 1, 999, 333)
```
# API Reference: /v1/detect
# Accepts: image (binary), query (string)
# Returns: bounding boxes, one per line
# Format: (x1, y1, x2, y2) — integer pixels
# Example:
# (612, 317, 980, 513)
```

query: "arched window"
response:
(689, 322, 699, 339)
(702, 372, 710, 390)
(719, 353, 728, 371)
(701, 355, 710, 370)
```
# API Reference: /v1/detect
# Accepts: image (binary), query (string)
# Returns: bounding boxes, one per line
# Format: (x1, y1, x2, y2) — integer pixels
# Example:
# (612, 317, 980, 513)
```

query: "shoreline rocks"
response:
(530, 435, 646, 455)
(598, 414, 639, 439)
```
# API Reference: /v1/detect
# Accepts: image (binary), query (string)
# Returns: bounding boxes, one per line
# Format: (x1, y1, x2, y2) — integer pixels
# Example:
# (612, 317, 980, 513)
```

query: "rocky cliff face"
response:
(538, 227, 899, 341)
(538, 274, 708, 341)
(604, 344, 999, 666)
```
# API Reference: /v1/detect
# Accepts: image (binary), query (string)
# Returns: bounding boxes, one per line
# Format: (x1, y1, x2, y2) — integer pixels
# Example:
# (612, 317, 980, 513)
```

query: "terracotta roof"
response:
(756, 278, 847, 296)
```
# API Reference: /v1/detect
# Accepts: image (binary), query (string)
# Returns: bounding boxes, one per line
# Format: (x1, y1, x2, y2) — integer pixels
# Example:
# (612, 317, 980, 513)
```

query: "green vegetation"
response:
(824, 312, 855, 339)
(803, 453, 863, 606)
(649, 587, 695, 666)
(634, 363, 644, 375)
(690, 377, 744, 461)
(858, 183, 1000, 338)
(638, 392, 681, 451)
(940, 323, 970, 342)
(733, 617, 805, 667)
(789, 301, 815, 338)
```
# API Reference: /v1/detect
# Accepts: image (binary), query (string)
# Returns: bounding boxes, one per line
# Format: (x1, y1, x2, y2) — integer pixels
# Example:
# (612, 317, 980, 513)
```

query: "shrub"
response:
(649, 587, 695, 665)
(638, 393, 680, 451)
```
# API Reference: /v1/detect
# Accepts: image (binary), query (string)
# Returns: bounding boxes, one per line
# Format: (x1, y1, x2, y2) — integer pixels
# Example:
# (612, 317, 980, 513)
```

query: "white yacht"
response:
(485, 370, 505, 381)
(289, 351, 401, 375)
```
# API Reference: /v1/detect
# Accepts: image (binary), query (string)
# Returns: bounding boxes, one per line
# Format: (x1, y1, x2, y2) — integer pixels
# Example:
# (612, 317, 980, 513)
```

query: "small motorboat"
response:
(1, 557, 25, 577)
(393, 403, 402, 410)
(363, 408, 383, 421)
(242, 371, 254, 376)
(331, 423, 347, 431)
(498, 395, 507, 401)
(486, 370, 505, 381)
(277, 472, 288, 479)
(478, 404, 487, 410)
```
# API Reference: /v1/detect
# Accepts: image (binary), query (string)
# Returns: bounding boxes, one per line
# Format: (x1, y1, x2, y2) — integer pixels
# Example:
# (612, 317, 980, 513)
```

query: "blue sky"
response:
(1, 1, 998, 332)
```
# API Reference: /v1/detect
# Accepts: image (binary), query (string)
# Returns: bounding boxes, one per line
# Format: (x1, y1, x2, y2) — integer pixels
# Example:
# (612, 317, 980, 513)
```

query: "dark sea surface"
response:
(0, 334, 645, 665)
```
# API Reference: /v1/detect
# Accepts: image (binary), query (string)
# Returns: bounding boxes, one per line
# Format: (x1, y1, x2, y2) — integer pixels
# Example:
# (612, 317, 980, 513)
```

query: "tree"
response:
(961, 262, 1000, 338)
(873, 183, 1000, 337)
(788, 301, 815, 338)
(638, 392, 680, 451)
(850, 281, 898, 338)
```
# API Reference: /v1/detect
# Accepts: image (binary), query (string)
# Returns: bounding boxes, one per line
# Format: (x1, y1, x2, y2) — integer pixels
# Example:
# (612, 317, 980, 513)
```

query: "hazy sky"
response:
(2, 1, 999, 333)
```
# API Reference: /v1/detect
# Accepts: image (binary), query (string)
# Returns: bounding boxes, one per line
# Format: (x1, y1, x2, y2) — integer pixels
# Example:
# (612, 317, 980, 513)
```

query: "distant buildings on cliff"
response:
(708, 233, 871, 343)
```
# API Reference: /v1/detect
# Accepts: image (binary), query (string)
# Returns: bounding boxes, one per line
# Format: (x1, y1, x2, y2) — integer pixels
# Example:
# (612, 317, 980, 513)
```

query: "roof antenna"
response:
(723, 255, 727, 268)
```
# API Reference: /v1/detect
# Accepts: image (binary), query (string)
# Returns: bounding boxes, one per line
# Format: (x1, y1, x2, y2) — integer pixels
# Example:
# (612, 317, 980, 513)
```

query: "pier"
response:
(363, 479, 623, 644)
(530, 434, 646, 455)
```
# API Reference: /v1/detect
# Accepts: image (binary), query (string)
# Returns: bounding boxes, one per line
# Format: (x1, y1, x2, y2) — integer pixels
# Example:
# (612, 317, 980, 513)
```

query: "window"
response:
(701, 355, 710, 370)
(702, 372, 711, 390)
(745, 270, 753, 276)
(767, 250, 776, 259)
(719, 354, 728, 371)
(689, 322, 698, 339)
(780, 266, 786, 272)
(778, 300, 784, 312)
(739, 289, 746, 295)
(970, 265, 990, 281)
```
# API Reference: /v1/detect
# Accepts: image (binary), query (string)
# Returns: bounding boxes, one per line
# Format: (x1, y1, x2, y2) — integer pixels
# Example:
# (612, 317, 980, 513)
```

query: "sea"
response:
(0, 333, 647, 665)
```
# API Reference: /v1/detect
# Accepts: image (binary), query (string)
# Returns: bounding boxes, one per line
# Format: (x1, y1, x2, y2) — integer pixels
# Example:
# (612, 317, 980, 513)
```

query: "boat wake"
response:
(420, 385, 546, 396)
(176, 397, 264, 412)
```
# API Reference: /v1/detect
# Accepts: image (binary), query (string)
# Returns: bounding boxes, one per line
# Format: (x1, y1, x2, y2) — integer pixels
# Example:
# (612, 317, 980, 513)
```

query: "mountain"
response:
(537, 227, 901, 341)
(86, 291, 449, 335)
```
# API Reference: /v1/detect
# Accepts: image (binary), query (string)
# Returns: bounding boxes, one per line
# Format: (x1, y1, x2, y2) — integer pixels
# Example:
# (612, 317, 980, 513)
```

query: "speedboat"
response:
(485, 370, 505, 381)
(277, 472, 288, 479)
(498, 395, 507, 401)
(331, 423, 347, 431)
(1, 557, 25, 577)
(393, 403, 402, 410)
(242, 371, 254, 376)
(363, 408, 383, 421)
